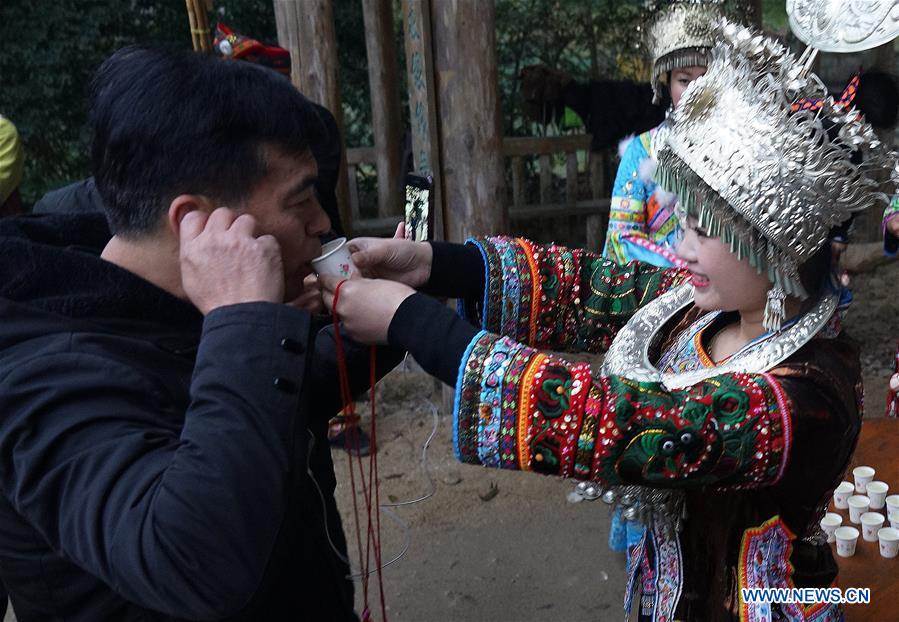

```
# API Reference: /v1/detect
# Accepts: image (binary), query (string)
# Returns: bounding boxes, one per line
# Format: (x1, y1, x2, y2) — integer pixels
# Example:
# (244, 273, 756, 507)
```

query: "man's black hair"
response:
(90, 45, 328, 236)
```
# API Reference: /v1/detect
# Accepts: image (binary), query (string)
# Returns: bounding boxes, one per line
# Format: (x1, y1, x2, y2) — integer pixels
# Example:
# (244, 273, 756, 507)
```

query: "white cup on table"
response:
(820, 513, 842, 543)
(866, 481, 889, 510)
(834, 481, 854, 509)
(879, 527, 899, 558)
(853, 466, 875, 494)
(833, 482, 856, 510)
(848, 495, 870, 524)
(889, 510, 899, 530)
(835, 526, 860, 557)
(885, 494, 899, 515)
(861, 512, 885, 542)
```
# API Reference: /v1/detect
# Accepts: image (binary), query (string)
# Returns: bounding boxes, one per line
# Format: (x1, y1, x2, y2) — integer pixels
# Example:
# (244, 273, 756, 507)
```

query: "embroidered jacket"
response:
(452, 237, 861, 622)
(603, 127, 684, 267)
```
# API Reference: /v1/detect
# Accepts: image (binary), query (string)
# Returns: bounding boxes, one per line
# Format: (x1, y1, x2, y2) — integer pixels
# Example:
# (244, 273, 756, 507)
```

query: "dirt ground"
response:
(332, 256, 899, 622)
(2, 258, 895, 622)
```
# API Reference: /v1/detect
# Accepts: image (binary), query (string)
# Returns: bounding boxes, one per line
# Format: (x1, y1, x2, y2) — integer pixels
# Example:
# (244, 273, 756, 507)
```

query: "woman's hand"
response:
(320, 273, 416, 344)
(887, 216, 899, 238)
(348, 222, 433, 288)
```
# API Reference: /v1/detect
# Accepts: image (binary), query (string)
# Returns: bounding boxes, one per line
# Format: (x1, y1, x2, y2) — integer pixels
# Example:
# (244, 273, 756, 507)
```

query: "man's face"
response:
(243, 147, 331, 301)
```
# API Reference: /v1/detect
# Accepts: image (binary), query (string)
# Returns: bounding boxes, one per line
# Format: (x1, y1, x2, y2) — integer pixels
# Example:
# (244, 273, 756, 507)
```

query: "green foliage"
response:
(0, 0, 188, 203)
(1, 0, 766, 204)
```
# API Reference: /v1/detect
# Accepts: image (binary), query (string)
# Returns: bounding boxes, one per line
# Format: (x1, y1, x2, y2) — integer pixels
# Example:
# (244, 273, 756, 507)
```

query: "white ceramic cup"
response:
(311, 237, 356, 279)
(879, 527, 899, 558)
(885, 494, 899, 515)
(866, 481, 889, 510)
(835, 526, 860, 557)
(889, 510, 899, 530)
(853, 466, 875, 494)
(861, 512, 885, 542)
(848, 495, 871, 524)
(834, 481, 855, 509)
(820, 513, 842, 543)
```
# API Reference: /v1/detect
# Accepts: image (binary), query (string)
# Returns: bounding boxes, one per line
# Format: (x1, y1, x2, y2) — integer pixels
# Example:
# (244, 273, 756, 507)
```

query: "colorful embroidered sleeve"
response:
(884, 195, 899, 256)
(459, 236, 687, 353)
(454, 332, 790, 489)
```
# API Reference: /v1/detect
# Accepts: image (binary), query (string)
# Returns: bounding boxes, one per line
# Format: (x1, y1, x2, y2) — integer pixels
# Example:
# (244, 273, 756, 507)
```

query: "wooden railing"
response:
(346, 134, 614, 250)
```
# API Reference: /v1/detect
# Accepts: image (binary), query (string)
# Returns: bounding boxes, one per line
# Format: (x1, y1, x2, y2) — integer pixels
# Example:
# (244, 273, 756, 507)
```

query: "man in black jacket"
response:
(0, 46, 398, 620)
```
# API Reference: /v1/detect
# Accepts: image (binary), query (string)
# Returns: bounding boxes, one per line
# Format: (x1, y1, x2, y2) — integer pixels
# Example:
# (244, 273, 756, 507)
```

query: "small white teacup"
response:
(848, 495, 871, 524)
(886, 494, 899, 515)
(889, 510, 899, 530)
(861, 512, 885, 542)
(879, 527, 899, 558)
(866, 481, 889, 510)
(311, 237, 356, 279)
(834, 481, 854, 509)
(835, 526, 860, 557)
(820, 513, 842, 543)
(853, 466, 875, 494)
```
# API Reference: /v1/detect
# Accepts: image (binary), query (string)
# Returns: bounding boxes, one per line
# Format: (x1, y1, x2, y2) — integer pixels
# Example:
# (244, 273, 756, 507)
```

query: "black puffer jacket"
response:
(0, 214, 400, 621)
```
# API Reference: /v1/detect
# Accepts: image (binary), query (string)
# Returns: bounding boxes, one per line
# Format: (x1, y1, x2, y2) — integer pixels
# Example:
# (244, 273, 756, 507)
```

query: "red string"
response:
(330, 280, 387, 622)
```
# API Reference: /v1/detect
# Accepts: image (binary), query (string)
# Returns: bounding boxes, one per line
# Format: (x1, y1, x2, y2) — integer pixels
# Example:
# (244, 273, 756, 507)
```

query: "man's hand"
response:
(287, 273, 325, 314)
(348, 222, 433, 288)
(179, 207, 285, 315)
(320, 274, 415, 344)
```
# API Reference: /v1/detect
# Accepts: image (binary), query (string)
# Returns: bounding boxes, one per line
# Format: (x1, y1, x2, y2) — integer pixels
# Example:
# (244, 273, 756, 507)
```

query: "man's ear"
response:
(167, 194, 215, 238)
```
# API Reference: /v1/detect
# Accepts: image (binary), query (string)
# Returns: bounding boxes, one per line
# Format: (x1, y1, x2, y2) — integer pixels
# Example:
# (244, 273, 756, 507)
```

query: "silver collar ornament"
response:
(569, 283, 839, 535)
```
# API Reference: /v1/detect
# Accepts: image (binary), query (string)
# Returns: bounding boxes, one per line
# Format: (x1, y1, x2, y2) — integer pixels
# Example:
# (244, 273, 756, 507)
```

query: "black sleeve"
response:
(387, 292, 479, 386)
(886, 228, 899, 255)
(307, 324, 406, 417)
(420, 241, 485, 299)
(0, 302, 315, 619)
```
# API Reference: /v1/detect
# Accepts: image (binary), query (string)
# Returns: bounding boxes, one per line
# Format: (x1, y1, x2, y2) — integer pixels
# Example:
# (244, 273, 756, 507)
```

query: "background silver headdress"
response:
(645, 0, 725, 103)
(654, 19, 899, 302)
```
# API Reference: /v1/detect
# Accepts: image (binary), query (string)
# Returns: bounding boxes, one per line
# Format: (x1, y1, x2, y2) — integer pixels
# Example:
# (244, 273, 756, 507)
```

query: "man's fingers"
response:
(179, 210, 208, 242)
(393, 221, 405, 239)
(206, 206, 238, 231)
(229, 213, 258, 237)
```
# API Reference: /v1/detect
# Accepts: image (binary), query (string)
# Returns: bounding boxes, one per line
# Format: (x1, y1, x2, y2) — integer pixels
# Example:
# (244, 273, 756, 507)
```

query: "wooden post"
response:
(363, 0, 404, 218)
(402, 0, 445, 239)
(429, 0, 507, 241)
(273, 0, 353, 235)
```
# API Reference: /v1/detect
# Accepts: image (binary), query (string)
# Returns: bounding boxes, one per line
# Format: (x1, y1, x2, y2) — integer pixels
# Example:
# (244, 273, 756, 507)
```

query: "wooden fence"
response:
(347, 134, 615, 251)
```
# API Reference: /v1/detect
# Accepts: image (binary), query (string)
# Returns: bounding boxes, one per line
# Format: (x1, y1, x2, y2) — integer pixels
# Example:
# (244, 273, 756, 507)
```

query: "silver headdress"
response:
(644, 0, 725, 103)
(655, 19, 899, 304)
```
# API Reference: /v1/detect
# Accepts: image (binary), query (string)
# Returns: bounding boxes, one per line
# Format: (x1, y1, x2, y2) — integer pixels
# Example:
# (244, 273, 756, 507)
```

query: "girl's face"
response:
(675, 216, 770, 313)
(670, 65, 707, 108)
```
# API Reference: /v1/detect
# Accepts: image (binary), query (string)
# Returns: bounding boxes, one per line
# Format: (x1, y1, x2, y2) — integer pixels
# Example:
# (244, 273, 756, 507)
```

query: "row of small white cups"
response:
(820, 512, 899, 558)
(833, 480, 894, 513)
